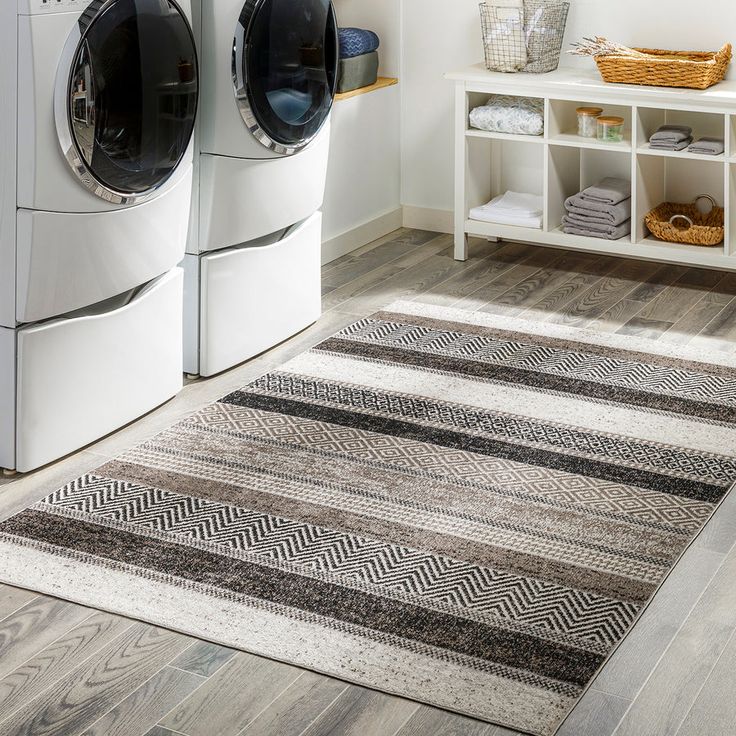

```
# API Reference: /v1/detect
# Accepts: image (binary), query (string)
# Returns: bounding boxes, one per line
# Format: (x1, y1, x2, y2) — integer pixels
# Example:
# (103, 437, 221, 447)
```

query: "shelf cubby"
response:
(449, 66, 736, 271)
(636, 156, 725, 253)
(465, 92, 545, 142)
(465, 136, 545, 230)
(636, 107, 727, 160)
(547, 145, 631, 238)
(548, 99, 632, 141)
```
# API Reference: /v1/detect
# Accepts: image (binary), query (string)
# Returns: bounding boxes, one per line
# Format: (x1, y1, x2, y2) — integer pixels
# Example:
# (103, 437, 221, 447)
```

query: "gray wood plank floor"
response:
(1, 229, 735, 736)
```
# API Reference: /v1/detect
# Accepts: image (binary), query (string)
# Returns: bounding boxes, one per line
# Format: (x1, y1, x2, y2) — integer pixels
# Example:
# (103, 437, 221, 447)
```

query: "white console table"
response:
(446, 64, 736, 271)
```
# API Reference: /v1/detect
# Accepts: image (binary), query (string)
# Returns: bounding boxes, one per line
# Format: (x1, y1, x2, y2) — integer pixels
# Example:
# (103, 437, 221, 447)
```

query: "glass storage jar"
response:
(576, 107, 603, 138)
(597, 116, 625, 143)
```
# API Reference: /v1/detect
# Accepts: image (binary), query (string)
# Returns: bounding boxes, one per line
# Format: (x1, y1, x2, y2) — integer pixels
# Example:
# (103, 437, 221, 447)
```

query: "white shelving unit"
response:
(446, 65, 736, 271)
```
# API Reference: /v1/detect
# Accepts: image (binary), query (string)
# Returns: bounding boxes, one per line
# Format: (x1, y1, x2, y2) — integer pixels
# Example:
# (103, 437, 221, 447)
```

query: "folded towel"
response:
(649, 138, 693, 151)
(649, 125, 693, 143)
(562, 214, 629, 234)
(338, 28, 380, 59)
(580, 178, 631, 206)
(688, 137, 725, 156)
(470, 207, 542, 228)
(470, 193, 543, 228)
(562, 218, 631, 240)
(564, 194, 631, 226)
(486, 191, 543, 217)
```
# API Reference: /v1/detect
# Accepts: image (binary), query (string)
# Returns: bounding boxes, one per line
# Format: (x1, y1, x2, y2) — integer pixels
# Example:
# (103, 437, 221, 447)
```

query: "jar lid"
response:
(597, 116, 625, 125)
(576, 107, 603, 116)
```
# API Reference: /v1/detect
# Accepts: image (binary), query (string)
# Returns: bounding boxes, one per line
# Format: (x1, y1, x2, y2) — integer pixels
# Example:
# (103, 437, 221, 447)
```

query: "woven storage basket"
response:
(595, 44, 732, 89)
(645, 196, 724, 247)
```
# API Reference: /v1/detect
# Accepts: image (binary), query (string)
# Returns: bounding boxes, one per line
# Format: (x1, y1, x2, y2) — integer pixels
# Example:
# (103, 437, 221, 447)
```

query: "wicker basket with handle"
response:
(595, 44, 732, 89)
(645, 195, 724, 247)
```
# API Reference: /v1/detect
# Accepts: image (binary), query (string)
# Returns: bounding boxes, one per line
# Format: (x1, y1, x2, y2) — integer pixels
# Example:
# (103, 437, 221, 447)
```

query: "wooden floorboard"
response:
(395, 707, 498, 735)
(298, 687, 418, 736)
(546, 258, 663, 327)
(159, 652, 301, 736)
(80, 665, 204, 736)
(0, 624, 190, 736)
(238, 672, 348, 736)
(0, 599, 93, 681)
(556, 687, 632, 736)
(167, 642, 236, 679)
(674, 627, 736, 736)
(0, 586, 38, 624)
(0, 612, 131, 719)
(612, 544, 736, 736)
(479, 251, 600, 316)
(1, 231, 735, 736)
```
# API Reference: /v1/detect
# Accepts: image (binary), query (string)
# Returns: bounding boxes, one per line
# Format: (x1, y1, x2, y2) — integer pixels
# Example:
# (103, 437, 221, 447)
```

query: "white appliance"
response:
(0, 0, 199, 473)
(184, 0, 338, 377)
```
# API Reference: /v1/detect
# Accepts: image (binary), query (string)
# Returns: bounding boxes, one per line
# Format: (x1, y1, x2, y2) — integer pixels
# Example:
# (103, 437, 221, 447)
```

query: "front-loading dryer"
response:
(0, 0, 199, 473)
(185, 0, 338, 377)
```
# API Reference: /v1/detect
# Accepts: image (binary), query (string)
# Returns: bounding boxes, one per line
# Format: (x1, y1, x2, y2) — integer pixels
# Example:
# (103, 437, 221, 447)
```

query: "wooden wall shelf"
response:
(335, 77, 398, 101)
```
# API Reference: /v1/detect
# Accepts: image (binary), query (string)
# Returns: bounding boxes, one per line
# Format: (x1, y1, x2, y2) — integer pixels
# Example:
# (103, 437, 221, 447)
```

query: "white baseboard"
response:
(402, 205, 454, 234)
(321, 208, 403, 265)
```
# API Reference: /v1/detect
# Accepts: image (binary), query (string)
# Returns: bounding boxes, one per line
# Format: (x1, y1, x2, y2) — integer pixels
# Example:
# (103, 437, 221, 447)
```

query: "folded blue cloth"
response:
(338, 28, 380, 59)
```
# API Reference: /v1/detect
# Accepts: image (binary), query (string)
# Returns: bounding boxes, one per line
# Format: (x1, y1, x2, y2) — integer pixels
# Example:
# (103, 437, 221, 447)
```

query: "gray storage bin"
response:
(337, 51, 379, 94)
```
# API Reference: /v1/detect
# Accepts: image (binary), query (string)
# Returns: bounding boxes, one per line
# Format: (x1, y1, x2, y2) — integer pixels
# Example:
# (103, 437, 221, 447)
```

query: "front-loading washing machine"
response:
(184, 0, 338, 377)
(0, 0, 199, 473)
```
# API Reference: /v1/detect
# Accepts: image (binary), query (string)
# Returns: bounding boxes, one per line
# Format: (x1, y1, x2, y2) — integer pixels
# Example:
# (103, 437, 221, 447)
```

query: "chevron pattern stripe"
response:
(1, 301, 734, 736)
(42, 475, 640, 648)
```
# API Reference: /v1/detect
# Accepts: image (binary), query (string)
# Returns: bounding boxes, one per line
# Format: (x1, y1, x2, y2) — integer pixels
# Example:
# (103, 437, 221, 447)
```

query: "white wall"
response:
(400, 0, 736, 224)
(322, 86, 401, 262)
(321, 0, 403, 262)
(331, 0, 401, 78)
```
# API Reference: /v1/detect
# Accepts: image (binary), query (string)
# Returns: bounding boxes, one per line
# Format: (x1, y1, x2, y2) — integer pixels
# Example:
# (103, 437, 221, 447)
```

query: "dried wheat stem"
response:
(568, 36, 649, 58)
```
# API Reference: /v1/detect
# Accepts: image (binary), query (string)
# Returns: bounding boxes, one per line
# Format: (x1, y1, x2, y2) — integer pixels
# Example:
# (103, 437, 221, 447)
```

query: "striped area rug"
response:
(1, 301, 735, 735)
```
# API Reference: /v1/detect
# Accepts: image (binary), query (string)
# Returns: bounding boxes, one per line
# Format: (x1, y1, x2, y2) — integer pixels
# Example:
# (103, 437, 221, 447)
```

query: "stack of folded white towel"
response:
(469, 191, 543, 229)
(562, 177, 631, 240)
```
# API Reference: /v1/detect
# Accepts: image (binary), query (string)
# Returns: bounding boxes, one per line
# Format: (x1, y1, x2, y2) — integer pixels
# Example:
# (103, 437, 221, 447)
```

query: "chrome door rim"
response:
(232, 0, 337, 156)
(54, 0, 197, 205)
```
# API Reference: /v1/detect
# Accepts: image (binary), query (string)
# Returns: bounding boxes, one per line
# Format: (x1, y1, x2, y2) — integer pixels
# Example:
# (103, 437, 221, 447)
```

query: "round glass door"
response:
(233, 0, 338, 155)
(61, 0, 198, 204)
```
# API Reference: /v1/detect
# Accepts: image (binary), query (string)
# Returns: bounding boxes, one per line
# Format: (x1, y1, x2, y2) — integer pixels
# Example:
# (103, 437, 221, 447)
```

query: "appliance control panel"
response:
(20, 0, 88, 15)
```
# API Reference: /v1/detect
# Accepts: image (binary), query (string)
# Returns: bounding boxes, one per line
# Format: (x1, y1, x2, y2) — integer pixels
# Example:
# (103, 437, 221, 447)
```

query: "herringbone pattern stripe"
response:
(43, 475, 639, 646)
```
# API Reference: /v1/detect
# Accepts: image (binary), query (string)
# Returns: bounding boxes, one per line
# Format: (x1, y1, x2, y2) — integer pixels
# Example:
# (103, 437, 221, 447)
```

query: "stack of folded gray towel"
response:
(648, 124, 725, 155)
(688, 137, 725, 155)
(562, 177, 631, 240)
(649, 125, 693, 151)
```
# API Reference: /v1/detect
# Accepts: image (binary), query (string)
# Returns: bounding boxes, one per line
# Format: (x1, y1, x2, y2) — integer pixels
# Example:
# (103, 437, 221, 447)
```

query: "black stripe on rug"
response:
(0, 509, 604, 687)
(314, 337, 736, 425)
(221, 391, 725, 504)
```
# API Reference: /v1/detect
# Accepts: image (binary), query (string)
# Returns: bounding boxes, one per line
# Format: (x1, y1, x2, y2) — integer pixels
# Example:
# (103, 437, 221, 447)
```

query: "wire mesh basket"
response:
(479, 1, 570, 74)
